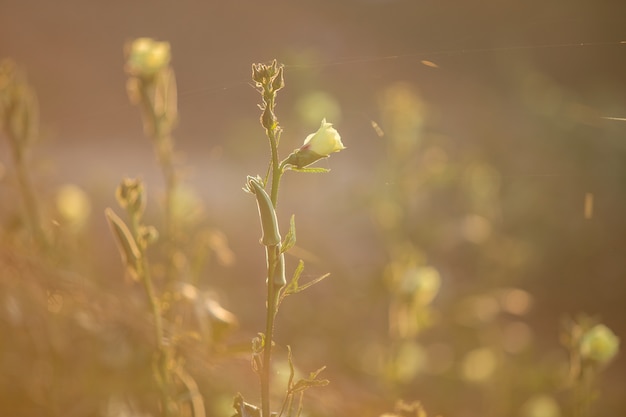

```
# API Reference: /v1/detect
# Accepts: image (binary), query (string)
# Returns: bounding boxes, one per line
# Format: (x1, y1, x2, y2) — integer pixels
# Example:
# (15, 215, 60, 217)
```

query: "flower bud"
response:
(261, 106, 276, 130)
(302, 118, 345, 155)
(580, 323, 620, 364)
(137, 224, 159, 249)
(271, 66, 285, 92)
(284, 119, 345, 168)
(116, 178, 145, 217)
(125, 38, 171, 78)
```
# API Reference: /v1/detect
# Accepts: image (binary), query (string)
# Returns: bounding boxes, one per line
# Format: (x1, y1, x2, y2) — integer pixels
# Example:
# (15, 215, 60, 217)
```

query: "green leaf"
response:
(290, 366, 329, 393)
(282, 260, 305, 297)
(280, 260, 331, 305)
(281, 215, 296, 254)
(231, 393, 262, 417)
(104, 208, 141, 280)
(289, 166, 330, 173)
(286, 345, 296, 391)
(293, 273, 330, 294)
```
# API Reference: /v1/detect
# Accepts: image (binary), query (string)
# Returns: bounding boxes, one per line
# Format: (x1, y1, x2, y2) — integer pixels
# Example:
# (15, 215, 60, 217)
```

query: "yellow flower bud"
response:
(580, 323, 620, 364)
(125, 38, 171, 78)
(283, 119, 345, 169)
(301, 118, 345, 156)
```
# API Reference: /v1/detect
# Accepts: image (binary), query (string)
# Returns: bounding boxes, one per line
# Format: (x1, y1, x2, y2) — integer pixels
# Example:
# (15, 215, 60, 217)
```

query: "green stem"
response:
(10, 143, 48, 250)
(268, 128, 281, 207)
(261, 88, 283, 417)
(129, 213, 172, 417)
(137, 82, 177, 283)
(261, 247, 279, 417)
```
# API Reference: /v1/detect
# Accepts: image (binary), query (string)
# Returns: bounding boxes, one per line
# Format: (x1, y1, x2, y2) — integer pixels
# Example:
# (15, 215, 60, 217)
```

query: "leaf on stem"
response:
(104, 207, 141, 280)
(231, 393, 262, 417)
(280, 259, 330, 301)
(288, 166, 330, 174)
(251, 333, 265, 374)
(281, 215, 296, 254)
(290, 366, 329, 393)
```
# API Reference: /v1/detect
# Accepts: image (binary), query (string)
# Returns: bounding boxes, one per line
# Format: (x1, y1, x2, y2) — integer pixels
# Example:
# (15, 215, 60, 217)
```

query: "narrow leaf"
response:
(281, 260, 305, 298)
(292, 273, 330, 294)
(104, 208, 141, 280)
(281, 215, 296, 254)
(289, 166, 330, 173)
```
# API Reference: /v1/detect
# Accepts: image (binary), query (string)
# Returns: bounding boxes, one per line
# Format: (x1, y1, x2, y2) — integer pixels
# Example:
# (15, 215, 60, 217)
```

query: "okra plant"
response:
(234, 60, 344, 417)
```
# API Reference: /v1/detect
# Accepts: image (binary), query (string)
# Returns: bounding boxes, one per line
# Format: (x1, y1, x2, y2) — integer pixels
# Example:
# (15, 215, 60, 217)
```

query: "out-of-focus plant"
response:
(106, 38, 238, 417)
(561, 316, 620, 417)
(125, 37, 181, 285)
(380, 399, 441, 417)
(369, 83, 443, 387)
(234, 60, 344, 417)
(0, 59, 48, 250)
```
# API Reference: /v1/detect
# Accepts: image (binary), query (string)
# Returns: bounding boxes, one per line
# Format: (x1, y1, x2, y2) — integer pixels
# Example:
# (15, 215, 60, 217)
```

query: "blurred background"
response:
(1, 1, 626, 416)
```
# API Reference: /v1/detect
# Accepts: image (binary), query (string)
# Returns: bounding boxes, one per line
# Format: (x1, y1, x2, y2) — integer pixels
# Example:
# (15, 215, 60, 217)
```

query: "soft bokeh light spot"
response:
(4, 294, 22, 325)
(400, 266, 441, 306)
(520, 394, 561, 417)
(463, 163, 501, 213)
(171, 184, 204, 226)
(296, 90, 342, 126)
(461, 214, 491, 243)
(461, 347, 498, 382)
(373, 198, 402, 230)
(379, 82, 425, 153)
(425, 343, 454, 374)
(47, 292, 64, 314)
(358, 341, 386, 375)
(579, 323, 620, 364)
(55, 184, 91, 227)
(584, 192, 593, 219)
(394, 341, 427, 382)
(498, 288, 533, 316)
(457, 295, 500, 325)
(501, 321, 532, 354)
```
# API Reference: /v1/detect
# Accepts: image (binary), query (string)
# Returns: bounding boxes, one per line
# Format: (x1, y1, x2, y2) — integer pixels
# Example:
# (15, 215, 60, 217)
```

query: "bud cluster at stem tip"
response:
(116, 178, 146, 217)
(125, 38, 171, 79)
(252, 60, 284, 131)
(579, 323, 620, 365)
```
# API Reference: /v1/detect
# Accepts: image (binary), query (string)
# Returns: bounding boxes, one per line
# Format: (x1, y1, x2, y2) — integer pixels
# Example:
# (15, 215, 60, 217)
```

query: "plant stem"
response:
(10, 142, 48, 250)
(139, 83, 178, 284)
(268, 128, 281, 208)
(129, 213, 172, 417)
(261, 91, 283, 417)
(261, 251, 279, 417)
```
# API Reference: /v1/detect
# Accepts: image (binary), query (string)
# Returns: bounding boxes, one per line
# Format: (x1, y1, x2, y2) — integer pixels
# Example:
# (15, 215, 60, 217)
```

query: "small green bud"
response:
(261, 106, 276, 130)
(271, 66, 284, 92)
(251, 63, 266, 86)
(137, 224, 159, 249)
(244, 176, 281, 246)
(580, 323, 620, 364)
(116, 178, 145, 217)
(124, 37, 171, 79)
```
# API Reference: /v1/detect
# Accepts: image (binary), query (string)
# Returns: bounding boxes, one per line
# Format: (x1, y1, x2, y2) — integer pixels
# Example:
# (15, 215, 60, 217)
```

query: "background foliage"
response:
(1, 1, 625, 416)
